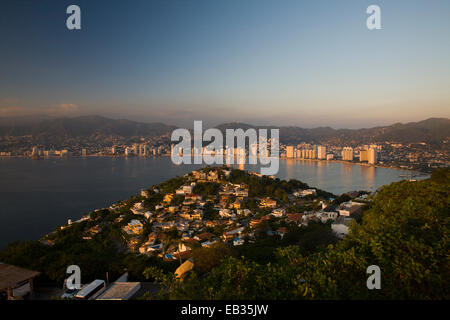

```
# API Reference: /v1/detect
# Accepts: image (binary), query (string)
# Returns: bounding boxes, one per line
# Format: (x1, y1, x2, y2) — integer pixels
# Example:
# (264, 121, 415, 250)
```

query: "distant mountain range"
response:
(0, 115, 176, 141)
(0, 115, 449, 146)
(216, 118, 450, 146)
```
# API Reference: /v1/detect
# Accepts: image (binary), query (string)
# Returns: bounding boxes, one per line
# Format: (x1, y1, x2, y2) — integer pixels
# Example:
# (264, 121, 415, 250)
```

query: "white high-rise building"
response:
(286, 146, 295, 158)
(341, 147, 354, 161)
(368, 148, 378, 164)
(359, 149, 369, 162)
(317, 146, 327, 160)
(308, 148, 317, 159)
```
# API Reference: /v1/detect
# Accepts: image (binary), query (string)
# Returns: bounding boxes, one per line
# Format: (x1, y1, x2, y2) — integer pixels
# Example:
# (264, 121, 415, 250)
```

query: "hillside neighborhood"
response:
(51, 167, 368, 264)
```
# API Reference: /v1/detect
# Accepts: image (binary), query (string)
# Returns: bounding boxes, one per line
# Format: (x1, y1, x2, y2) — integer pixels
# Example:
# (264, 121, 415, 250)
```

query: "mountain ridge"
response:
(0, 115, 448, 145)
(215, 118, 450, 145)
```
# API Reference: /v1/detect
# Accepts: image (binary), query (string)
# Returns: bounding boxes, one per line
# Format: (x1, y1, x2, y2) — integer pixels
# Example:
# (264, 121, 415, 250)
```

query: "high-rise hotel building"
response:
(317, 146, 327, 160)
(359, 149, 369, 162)
(286, 145, 295, 158)
(359, 148, 378, 164)
(368, 148, 377, 164)
(341, 147, 354, 161)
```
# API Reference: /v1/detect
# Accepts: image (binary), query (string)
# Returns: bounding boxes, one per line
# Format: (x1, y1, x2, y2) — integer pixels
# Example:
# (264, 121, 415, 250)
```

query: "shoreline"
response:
(0, 155, 431, 248)
(0, 154, 431, 176)
(280, 157, 429, 176)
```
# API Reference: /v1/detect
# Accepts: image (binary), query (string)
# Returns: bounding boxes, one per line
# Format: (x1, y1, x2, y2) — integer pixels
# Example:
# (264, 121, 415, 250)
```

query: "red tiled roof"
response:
(286, 213, 303, 224)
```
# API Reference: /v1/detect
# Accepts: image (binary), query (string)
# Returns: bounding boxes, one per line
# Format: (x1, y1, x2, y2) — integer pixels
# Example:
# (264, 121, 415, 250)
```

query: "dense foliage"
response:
(230, 169, 334, 202)
(193, 182, 220, 197)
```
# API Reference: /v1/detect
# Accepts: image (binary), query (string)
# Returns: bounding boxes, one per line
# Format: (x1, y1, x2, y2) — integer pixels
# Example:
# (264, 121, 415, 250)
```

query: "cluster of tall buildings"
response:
(341, 146, 379, 164)
(283, 144, 379, 165)
(30, 147, 70, 157)
(24, 142, 379, 165)
(171, 140, 275, 158)
(123, 143, 164, 156)
(285, 145, 329, 160)
(25, 143, 169, 158)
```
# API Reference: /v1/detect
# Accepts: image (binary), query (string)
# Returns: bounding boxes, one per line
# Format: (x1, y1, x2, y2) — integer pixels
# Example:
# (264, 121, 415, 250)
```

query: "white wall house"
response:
(332, 216, 354, 239)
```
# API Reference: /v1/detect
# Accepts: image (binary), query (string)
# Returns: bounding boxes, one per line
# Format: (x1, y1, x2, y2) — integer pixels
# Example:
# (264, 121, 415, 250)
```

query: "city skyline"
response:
(1, 0, 449, 128)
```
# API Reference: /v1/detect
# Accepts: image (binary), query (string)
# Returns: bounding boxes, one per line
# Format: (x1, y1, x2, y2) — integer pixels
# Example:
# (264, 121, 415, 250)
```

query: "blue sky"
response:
(0, 0, 449, 128)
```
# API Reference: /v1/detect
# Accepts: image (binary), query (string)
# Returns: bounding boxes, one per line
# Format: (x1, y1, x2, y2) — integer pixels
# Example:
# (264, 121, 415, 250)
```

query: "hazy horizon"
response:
(1, 0, 449, 128)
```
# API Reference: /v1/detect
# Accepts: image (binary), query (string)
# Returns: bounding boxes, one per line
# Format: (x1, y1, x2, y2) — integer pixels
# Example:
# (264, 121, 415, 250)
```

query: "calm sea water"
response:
(0, 157, 424, 248)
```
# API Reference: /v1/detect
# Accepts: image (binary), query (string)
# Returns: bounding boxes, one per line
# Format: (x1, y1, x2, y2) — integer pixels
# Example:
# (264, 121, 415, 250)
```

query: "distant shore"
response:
(280, 157, 429, 175)
(0, 153, 432, 176)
